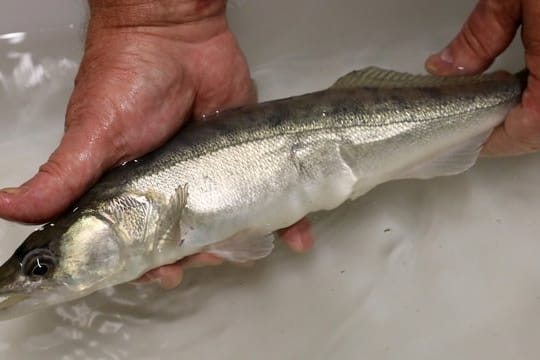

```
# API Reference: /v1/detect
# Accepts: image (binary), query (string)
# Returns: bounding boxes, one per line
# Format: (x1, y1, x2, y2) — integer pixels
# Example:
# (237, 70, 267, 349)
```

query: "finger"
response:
(426, 0, 521, 76)
(134, 220, 313, 290)
(135, 263, 184, 290)
(0, 121, 116, 223)
(278, 218, 314, 253)
(134, 253, 222, 290)
(482, 105, 540, 155)
(483, 0, 540, 156)
(521, 0, 540, 116)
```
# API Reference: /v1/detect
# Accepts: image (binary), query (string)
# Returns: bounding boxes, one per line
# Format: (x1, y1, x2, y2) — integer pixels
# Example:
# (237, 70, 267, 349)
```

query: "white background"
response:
(0, 1, 539, 359)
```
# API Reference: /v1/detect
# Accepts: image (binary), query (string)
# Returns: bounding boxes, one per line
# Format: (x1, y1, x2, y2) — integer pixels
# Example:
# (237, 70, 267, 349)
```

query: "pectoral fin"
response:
(203, 231, 275, 263)
(159, 185, 189, 246)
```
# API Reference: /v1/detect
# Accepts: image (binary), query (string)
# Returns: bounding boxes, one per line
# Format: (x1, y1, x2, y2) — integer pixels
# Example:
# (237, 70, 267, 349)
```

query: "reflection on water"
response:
(0, 29, 79, 145)
(0, 32, 26, 44)
(0, 1, 540, 359)
(8, 52, 48, 89)
(2, 49, 76, 93)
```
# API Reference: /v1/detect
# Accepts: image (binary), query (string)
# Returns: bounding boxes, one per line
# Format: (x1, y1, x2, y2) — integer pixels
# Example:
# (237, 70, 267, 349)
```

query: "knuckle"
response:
(478, 0, 521, 33)
(65, 95, 109, 129)
(459, 20, 497, 62)
(522, 76, 540, 113)
(454, 0, 520, 62)
(38, 157, 69, 184)
(66, 99, 131, 163)
(523, 116, 540, 136)
(483, 0, 519, 25)
(520, 115, 540, 138)
(523, 38, 540, 59)
(506, 106, 540, 151)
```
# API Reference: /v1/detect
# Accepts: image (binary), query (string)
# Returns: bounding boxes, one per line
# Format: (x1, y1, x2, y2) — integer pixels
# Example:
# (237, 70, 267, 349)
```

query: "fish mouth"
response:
(0, 293, 29, 310)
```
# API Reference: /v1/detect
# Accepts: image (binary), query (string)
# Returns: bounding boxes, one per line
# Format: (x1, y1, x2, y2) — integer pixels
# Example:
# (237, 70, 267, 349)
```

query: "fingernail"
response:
(289, 234, 307, 253)
(439, 48, 454, 64)
(0, 187, 25, 196)
(426, 48, 466, 75)
(425, 49, 451, 73)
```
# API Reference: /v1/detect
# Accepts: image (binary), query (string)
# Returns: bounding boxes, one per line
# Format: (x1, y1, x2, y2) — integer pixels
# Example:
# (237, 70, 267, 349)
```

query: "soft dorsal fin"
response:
(331, 66, 506, 89)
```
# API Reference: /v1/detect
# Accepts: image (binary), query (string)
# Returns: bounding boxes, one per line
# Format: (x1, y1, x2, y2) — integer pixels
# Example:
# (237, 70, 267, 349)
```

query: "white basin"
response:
(0, 1, 539, 359)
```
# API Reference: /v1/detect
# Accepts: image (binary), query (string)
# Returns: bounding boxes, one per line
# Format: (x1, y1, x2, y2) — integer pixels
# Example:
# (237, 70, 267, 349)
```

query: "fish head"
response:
(0, 212, 123, 319)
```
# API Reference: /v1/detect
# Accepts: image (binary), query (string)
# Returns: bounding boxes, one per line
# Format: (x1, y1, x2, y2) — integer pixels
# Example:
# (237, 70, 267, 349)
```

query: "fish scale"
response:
(0, 67, 525, 319)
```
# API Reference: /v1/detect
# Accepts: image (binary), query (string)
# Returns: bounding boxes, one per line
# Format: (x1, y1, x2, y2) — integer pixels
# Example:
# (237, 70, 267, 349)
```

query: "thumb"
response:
(0, 121, 117, 223)
(425, 0, 520, 76)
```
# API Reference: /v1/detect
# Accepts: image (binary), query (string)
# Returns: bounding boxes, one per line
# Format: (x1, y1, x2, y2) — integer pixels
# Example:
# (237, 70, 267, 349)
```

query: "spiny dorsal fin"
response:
(331, 66, 506, 89)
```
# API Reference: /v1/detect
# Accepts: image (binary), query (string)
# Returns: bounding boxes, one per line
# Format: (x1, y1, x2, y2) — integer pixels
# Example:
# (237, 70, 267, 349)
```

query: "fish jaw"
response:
(0, 213, 130, 320)
(0, 258, 73, 320)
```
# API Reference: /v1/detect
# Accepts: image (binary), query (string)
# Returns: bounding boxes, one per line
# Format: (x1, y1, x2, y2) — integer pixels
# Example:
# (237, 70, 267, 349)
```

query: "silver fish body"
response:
(0, 67, 525, 318)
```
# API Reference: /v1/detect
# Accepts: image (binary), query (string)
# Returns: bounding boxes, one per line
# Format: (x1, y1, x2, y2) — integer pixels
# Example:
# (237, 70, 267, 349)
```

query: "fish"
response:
(0, 67, 526, 319)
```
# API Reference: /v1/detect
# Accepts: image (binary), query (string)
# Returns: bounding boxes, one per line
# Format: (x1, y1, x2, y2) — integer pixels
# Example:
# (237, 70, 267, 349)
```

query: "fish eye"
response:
(21, 249, 57, 278)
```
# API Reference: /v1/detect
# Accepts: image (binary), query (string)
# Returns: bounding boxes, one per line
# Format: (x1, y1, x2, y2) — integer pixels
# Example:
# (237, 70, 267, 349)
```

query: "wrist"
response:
(88, 0, 227, 30)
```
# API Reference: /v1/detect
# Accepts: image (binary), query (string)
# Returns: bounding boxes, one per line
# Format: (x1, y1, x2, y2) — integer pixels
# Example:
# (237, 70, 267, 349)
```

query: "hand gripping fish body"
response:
(0, 67, 526, 319)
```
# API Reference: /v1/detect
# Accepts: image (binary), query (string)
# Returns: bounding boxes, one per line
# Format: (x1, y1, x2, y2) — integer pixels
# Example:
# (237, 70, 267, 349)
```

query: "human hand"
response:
(425, 0, 540, 156)
(0, 0, 313, 289)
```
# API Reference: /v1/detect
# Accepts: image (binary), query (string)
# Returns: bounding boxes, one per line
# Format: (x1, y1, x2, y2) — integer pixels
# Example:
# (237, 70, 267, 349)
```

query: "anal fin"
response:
(203, 231, 275, 263)
(397, 131, 492, 180)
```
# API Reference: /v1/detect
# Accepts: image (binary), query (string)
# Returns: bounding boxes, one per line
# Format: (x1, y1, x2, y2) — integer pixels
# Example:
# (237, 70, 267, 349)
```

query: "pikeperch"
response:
(0, 67, 526, 319)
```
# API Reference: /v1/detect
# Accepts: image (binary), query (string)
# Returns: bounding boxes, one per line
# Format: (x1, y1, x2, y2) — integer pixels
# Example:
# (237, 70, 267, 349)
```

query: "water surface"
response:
(0, 1, 539, 359)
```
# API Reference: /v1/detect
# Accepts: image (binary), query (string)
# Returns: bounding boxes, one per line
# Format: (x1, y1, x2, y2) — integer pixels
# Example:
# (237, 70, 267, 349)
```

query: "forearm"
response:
(89, 0, 226, 26)
(87, 0, 228, 41)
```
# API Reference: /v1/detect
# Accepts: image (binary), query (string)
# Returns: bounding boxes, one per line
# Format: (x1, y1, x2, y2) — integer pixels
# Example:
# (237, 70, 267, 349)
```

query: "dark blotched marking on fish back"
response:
(82, 76, 521, 203)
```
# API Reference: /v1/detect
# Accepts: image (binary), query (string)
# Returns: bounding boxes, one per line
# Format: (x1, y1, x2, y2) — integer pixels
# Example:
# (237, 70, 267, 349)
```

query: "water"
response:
(1, 1, 540, 359)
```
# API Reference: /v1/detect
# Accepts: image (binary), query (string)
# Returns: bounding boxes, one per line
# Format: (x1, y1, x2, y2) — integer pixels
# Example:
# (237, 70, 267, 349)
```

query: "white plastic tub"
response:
(1, 1, 539, 359)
